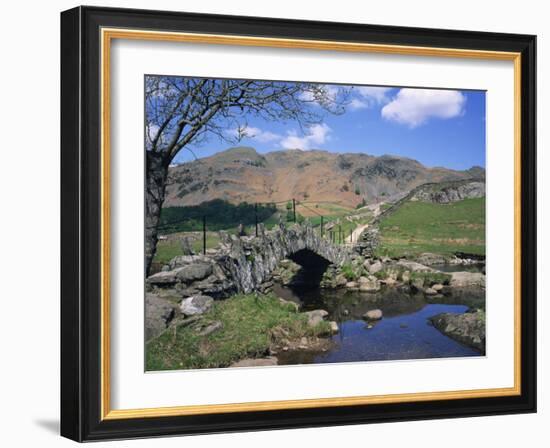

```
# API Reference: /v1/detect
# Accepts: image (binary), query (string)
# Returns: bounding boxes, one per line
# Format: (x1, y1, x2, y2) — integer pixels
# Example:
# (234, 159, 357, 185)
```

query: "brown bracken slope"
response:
(164, 147, 484, 208)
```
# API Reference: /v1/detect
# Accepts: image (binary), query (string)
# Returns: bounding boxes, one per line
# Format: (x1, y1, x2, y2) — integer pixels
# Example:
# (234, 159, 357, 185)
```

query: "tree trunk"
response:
(145, 151, 170, 276)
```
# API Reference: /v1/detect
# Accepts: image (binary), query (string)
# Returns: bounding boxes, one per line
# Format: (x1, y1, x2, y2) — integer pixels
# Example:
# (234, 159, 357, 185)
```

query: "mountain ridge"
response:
(164, 146, 485, 208)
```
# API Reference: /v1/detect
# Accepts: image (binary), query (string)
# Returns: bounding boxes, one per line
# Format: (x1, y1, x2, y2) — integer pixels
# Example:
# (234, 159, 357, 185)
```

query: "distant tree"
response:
(144, 76, 348, 274)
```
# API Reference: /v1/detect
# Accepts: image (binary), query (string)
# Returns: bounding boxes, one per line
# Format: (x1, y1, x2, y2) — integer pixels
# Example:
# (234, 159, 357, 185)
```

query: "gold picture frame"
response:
(61, 6, 536, 441)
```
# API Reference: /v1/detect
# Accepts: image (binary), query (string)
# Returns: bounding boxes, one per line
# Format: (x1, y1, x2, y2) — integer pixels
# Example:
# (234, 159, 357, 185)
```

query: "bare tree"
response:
(145, 76, 348, 274)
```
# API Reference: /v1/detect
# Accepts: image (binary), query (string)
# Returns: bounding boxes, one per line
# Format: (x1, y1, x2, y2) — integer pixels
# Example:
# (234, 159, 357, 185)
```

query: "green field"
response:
(376, 197, 485, 258)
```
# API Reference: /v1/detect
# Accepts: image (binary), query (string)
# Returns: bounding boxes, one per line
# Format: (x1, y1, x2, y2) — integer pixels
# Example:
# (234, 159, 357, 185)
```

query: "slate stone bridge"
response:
(147, 222, 353, 298)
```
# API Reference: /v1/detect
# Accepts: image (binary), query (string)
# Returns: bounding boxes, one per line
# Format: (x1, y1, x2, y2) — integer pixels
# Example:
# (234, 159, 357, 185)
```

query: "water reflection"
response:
(273, 283, 484, 365)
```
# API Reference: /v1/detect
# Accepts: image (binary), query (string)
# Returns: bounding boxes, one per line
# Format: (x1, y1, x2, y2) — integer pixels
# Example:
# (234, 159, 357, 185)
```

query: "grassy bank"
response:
(376, 197, 485, 258)
(146, 293, 330, 371)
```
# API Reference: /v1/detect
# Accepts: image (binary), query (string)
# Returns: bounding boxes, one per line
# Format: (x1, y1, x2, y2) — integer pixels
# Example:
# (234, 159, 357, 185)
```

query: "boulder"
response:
(396, 260, 435, 272)
(180, 295, 214, 316)
(329, 321, 339, 334)
(335, 274, 348, 287)
(411, 277, 424, 290)
(145, 293, 176, 341)
(416, 252, 447, 266)
(432, 283, 444, 292)
(425, 287, 438, 295)
(358, 276, 380, 292)
(383, 277, 397, 286)
(345, 281, 358, 289)
(305, 309, 329, 327)
(368, 260, 384, 274)
(363, 309, 383, 321)
(230, 357, 278, 367)
(450, 272, 486, 288)
(176, 262, 213, 283)
(429, 311, 486, 353)
(146, 270, 179, 286)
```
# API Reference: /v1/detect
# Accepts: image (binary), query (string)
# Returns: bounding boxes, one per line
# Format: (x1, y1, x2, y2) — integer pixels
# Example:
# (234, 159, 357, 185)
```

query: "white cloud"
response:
(280, 123, 331, 150)
(381, 88, 466, 128)
(348, 98, 369, 111)
(354, 86, 393, 106)
(227, 125, 281, 143)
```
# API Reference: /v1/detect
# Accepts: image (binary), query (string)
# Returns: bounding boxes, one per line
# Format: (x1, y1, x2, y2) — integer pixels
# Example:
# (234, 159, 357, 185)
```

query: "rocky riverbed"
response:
(145, 244, 486, 368)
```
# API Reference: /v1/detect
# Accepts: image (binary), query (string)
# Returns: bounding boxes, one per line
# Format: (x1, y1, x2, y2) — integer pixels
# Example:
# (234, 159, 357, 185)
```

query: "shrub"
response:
(341, 263, 358, 281)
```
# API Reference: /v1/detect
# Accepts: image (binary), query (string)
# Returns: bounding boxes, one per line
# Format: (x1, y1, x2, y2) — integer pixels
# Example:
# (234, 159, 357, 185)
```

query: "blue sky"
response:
(171, 83, 486, 171)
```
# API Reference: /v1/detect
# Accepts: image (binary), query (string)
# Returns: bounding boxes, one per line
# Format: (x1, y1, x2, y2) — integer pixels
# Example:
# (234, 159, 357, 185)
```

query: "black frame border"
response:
(61, 6, 536, 442)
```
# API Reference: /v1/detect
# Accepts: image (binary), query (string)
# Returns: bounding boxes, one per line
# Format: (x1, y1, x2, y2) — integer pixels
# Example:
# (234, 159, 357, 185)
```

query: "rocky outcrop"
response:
(147, 222, 353, 299)
(429, 310, 486, 353)
(410, 181, 485, 204)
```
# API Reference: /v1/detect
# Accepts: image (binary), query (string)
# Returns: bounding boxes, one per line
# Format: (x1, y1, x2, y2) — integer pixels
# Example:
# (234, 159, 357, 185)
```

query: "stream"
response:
(273, 282, 485, 365)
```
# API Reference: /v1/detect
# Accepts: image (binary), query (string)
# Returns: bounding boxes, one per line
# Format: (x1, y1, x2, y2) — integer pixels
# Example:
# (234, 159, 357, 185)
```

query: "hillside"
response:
(164, 146, 484, 208)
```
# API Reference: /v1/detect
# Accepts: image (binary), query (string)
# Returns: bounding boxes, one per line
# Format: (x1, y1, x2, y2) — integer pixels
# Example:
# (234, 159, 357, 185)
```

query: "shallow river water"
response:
(273, 283, 484, 365)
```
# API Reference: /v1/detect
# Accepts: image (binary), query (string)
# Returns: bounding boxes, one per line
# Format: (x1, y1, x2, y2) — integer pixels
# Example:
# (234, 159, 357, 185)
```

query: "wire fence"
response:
(156, 198, 365, 256)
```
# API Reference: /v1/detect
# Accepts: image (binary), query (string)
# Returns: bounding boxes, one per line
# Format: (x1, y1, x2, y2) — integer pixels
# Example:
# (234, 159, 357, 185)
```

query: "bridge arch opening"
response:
(285, 249, 332, 290)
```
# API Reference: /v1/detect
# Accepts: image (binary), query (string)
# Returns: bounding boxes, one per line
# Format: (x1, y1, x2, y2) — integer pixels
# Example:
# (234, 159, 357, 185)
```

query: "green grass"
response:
(153, 232, 221, 265)
(376, 198, 485, 258)
(146, 293, 331, 371)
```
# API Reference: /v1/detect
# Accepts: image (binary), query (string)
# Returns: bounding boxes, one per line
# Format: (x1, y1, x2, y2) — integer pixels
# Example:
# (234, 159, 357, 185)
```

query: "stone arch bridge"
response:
(147, 222, 353, 298)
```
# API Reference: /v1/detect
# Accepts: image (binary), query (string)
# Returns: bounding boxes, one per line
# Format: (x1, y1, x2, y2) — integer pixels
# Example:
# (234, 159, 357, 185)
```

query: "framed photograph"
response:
(60, 6, 536, 441)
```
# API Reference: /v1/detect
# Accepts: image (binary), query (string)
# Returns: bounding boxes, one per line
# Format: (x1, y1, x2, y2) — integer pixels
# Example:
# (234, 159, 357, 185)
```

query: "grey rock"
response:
(411, 277, 425, 290)
(416, 252, 447, 266)
(180, 236, 194, 255)
(411, 181, 485, 204)
(430, 311, 485, 353)
(396, 260, 435, 272)
(180, 295, 214, 316)
(363, 309, 383, 321)
(146, 270, 179, 286)
(450, 272, 486, 288)
(176, 262, 213, 283)
(145, 293, 176, 341)
(359, 277, 381, 292)
(305, 309, 329, 327)
(230, 357, 278, 367)
(368, 260, 384, 274)
(425, 287, 438, 295)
